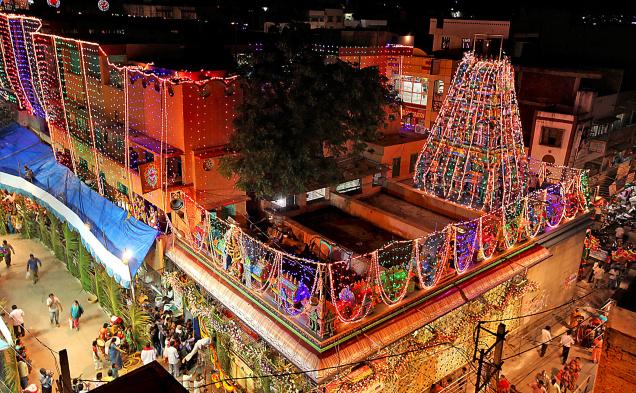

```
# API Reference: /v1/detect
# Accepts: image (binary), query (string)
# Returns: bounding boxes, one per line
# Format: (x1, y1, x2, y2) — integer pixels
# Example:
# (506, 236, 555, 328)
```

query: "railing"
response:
(571, 375, 592, 393)
(168, 160, 590, 338)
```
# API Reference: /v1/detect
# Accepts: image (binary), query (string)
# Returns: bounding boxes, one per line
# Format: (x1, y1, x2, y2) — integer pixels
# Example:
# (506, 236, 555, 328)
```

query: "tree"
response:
(220, 30, 396, 198)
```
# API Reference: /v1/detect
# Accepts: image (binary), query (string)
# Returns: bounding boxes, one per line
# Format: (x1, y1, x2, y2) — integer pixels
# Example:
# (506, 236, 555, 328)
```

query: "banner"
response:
(139, 161, 160, 194)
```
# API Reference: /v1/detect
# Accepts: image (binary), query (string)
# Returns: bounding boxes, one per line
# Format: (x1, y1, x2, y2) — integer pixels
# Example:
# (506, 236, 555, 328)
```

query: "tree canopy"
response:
(220, 32, 396, 199)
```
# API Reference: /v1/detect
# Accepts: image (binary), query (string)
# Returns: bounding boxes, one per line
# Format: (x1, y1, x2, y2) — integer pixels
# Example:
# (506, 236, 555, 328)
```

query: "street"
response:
(1, 234, 108, 387)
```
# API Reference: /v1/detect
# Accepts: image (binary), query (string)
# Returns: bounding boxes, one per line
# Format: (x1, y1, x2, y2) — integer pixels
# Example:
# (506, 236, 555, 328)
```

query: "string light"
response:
(0, 14, 591, 330)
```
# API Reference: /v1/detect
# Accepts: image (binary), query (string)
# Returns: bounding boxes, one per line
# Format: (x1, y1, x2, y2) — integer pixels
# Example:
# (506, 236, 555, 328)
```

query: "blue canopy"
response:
(0, 123, 158, 286)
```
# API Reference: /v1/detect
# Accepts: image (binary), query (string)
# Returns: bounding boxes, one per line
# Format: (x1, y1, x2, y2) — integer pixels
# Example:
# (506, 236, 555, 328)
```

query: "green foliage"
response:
(97, 270, 122, 317)
(220, 29, 397, 197)
(122, 301, 151, 351)
(63, 224, 80, 278)
(50, 216, 66, 260)
(216, 333, 231, 375)
(78, 243, 93, 293)
(0, 209, 7, 235)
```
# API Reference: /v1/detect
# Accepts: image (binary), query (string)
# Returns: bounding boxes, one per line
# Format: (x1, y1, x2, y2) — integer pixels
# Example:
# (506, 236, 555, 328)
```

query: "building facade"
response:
(429, 18, 510, 53)
(0, 13, 592, 393)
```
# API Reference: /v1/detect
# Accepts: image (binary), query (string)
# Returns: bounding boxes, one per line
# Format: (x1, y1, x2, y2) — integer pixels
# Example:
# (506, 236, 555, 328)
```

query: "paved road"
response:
(0, 234, 108, 387)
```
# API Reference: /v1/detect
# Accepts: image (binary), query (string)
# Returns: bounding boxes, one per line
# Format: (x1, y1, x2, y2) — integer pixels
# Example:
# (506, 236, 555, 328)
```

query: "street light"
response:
(122, 249, 135, 303)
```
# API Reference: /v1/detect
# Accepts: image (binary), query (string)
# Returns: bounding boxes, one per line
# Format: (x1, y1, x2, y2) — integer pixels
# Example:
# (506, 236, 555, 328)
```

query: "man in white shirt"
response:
(164, 341, 180, 378)
(46, 293, 63, 327)
(539, 325, 551, 357)
(140, 342, 157, 365)
(9, 305, 25, 337)
(560, 330, 575, 364)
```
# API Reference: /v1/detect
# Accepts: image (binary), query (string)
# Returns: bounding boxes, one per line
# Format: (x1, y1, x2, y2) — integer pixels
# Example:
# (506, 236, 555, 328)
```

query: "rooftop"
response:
(370, 131, 427, 147)
(292, 205, 405, 254)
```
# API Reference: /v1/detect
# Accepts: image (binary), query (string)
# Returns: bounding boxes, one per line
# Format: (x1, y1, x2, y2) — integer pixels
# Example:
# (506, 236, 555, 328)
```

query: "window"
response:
(434, 80, 444, 95)
(117, 182, 128, 196)
(78, 157, 89, 172)
(86, 52, 101, 79)
(462, 38, 471, 49)
(328, 16, 333, 22)
(539, 127, 564, 147)
(69, 48, 81, 75)
(393, 76, 428, 106)
(372, 172, 383, 187)
(409, 153, 419, 173)
(392, 157, 401, 178)
(542, 154, 556, 164)
(221, 204, 236, 219)
(441, 36, 451, 50)
(336, 179, 361, 194)
(109, 69, 123, 89)
(306, 188, 326, 202)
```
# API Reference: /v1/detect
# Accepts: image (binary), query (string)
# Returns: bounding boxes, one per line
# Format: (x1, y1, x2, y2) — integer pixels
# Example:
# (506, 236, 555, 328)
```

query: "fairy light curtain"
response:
(413, 53, 528, 212)
(0, 14, 592, 328)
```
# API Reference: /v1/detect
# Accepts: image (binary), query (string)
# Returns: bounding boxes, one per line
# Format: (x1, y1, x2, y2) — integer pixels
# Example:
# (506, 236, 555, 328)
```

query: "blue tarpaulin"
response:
(0, 123, 158, 286)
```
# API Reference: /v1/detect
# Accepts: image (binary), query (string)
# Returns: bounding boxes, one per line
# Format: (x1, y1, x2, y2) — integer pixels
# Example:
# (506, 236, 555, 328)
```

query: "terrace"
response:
(167, 158, 589, 354)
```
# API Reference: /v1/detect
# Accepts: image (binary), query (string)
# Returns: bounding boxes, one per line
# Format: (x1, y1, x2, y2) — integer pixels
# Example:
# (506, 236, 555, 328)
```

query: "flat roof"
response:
(370, 132, 427, 147)
(361, 191, 455, 233)
(292, 205, 404, 254)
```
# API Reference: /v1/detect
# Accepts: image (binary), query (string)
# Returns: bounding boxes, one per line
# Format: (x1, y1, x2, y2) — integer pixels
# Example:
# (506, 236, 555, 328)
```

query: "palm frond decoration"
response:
(123, 301, 151, 351)
(102, 271, 123, 317)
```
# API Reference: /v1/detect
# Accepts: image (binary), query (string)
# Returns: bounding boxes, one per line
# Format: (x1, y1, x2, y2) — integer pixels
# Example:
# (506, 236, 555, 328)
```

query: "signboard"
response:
(589, 249, 608, 262)
(139, 161, 160, 194)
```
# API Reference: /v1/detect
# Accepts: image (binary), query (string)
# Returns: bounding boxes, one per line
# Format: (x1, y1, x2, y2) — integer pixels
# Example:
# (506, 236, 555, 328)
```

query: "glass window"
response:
(221, 204, 236, 219)
(409, 153, 419, 173)
(392, 157, 401, 178)
(69, 48, 81, 75)
(307, 188, 326, 202)
(441, 36, 451, 50)
(539, 127, 564, 147)
(395, 76, 429, 106)
(86, 52, 101, 79)
(434, 80, 444, 95)
(336, 179, 361, 193)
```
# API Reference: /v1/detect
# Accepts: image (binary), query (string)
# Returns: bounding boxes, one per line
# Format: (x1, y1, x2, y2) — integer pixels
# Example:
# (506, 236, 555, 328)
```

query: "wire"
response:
(78, 340, 451, 387)
(1, 304, 62, 376)
(478, 289, 595, 324)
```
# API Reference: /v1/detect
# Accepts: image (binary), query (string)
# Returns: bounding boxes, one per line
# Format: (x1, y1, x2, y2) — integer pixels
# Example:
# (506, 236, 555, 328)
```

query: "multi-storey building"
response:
(516, 65, 636, 196)
(339, 46, 456, 131)
(0, 13, 592, 393)
(429, 18, 510, 53)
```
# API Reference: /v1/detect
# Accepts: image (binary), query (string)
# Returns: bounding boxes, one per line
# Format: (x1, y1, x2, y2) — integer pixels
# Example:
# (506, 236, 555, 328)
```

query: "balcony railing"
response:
(168, 158, 591, 340)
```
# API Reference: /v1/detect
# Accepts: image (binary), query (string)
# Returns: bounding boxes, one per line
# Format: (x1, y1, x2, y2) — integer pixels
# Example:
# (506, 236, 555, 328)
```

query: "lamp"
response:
(122, 249, 136, 302)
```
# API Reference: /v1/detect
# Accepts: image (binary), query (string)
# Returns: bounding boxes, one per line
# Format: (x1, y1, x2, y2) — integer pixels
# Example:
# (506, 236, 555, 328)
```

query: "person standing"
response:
(18, 358, 29, 389)
(528, 380, 547, 393)
(3, 240, 14, 267)
(26, 254, 42, 284)
(92, 340, 104, 370)
(592, 336, 603, 363)
(140, 342, 157, 365)
(540, 326, 552, 357)
(593, 264, 605, 288)
(108, 340, 124, 374)
(46, 293, 62, 327)
(560, 330, 575, 365)
(9, 305, 26, 337)
(608, 267, 619, 289)
(39, 368, 53, 393)
(70, 300, 84, 330)
(498, 375, 511, 393)
(548, 378, 561, 393)
(164, 340, 180, 378)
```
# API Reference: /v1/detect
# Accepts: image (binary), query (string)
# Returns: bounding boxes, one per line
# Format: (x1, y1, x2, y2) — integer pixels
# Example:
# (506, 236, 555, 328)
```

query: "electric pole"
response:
(473, 322, 507, 393)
